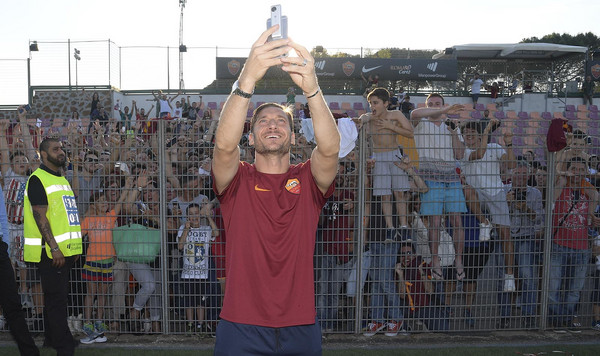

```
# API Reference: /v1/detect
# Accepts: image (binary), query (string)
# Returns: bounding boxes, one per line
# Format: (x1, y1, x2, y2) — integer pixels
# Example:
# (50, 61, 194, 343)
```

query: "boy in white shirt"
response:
(177, 203, 219, 333)
(460, 119, 517, 291)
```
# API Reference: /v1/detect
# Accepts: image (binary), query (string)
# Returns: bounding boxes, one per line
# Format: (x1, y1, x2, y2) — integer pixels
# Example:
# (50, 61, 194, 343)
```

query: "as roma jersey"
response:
(214, 160, 334, 327)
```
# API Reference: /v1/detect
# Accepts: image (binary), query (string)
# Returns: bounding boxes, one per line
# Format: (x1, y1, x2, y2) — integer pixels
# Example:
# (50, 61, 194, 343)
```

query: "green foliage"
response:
(521, 32, 600, 51)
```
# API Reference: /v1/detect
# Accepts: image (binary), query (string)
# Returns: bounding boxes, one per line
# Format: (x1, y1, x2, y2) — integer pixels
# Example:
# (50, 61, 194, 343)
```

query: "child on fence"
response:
(177, 203, 218, 333)
(80, 182, 129, 344)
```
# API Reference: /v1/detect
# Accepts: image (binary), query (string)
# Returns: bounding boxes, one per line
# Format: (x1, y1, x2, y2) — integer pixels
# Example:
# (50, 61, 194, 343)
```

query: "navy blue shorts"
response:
(214, 318, 322, 356)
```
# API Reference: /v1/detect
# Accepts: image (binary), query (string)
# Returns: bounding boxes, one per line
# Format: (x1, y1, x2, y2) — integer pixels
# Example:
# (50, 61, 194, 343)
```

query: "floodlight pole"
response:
(178, 0, 186, 90)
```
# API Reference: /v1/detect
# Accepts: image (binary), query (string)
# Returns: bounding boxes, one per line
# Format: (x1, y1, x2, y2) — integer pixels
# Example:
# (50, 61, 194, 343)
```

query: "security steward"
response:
(24, 136, 82, 356)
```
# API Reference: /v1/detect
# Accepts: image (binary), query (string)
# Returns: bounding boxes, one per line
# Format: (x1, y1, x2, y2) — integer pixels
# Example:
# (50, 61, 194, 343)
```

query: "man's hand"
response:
(280, 41, 319, 96)
(237, 26, 290, 92)
(51, 249, 65, 268)
(485, 118, 500, 133)
(445, 104, 464, 115)
(503, 130, 513, 146)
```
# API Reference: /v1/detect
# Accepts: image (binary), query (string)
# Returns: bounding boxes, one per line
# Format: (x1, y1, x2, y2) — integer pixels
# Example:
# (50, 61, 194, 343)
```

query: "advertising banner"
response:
(217, 57, 458, 81)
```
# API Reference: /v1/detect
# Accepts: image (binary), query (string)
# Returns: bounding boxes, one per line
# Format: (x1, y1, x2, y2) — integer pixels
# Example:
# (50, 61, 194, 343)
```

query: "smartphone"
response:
(18, 104, 31, 114)
(445, 119, 457, 130)
(266, 5, 288, 41)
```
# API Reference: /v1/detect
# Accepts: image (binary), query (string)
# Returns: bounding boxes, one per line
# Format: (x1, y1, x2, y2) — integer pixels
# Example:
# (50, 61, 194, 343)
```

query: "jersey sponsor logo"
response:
(254, 184, 271, 192)
(426, 62, 438, 72)
(361, 65, 381, 73)
(314, 60, 326, 70)
(285, 178, 301, 194)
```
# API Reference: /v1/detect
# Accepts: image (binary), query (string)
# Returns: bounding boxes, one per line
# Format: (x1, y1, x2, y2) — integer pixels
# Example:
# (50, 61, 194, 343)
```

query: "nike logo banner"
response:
(216, 58, 457, 81)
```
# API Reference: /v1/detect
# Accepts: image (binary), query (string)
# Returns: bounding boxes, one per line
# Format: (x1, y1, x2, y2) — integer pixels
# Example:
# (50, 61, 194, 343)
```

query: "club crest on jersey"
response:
(285, 178, 301, 194)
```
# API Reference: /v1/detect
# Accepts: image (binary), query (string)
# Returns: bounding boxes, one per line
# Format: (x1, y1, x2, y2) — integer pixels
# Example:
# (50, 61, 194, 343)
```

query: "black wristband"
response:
(305, 88, 320, 99)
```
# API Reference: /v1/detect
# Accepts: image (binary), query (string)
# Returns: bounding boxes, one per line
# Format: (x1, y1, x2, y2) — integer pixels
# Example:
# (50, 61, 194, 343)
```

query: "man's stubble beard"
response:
(46, 154, 67, 169)
(253, 137, 292, 157)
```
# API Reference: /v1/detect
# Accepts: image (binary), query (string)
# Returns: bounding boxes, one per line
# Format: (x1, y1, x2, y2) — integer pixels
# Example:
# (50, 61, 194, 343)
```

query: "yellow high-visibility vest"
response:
(23, 168, 82, 262)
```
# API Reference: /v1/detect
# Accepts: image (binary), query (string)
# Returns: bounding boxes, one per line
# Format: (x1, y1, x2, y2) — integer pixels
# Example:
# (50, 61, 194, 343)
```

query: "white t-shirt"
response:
(471, 79, 484, 94)
(178, 225, 213, 279)
(173, 107, 183, 118)
(159, 99, 171, 115)
(461, 143, 506, 195)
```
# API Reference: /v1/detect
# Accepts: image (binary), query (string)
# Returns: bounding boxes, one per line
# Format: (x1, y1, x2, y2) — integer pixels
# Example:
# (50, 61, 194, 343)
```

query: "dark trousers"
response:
(215, 318, 322, 356)
(0, 241, 39, 356)
(38, 252, 77, 356)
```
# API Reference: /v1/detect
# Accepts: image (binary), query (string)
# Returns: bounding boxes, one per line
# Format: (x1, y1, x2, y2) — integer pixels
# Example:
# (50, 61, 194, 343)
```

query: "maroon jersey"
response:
(214, 160, 334, 327)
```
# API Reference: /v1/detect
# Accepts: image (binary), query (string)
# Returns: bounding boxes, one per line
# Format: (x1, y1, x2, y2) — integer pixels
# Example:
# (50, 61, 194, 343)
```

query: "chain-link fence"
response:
(1, 98, 599, 338)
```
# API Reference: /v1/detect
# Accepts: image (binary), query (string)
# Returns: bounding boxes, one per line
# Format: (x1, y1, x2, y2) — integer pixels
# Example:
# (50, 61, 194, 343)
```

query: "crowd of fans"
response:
(1, 87, 599, 338)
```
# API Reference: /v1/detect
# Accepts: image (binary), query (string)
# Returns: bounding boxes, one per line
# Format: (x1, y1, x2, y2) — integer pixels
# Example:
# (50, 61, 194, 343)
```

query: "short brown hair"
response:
(426, 93, 445, 105)
(367, 87, 390, 103)
(250, 103, 294, 132)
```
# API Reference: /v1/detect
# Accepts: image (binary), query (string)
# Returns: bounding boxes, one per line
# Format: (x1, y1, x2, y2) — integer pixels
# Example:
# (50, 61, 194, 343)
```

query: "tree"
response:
(520, 32, 598, 91)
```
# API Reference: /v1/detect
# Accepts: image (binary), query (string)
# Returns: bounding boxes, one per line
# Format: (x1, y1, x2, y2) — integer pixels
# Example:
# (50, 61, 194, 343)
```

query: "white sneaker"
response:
(142, 319, 152, 333)
(479, 221, 491, 241)
(503, 274, 516, 292)
(67, 316, 75, 333)
(80, 333, 107, 344)
(72, 313, 83, 332)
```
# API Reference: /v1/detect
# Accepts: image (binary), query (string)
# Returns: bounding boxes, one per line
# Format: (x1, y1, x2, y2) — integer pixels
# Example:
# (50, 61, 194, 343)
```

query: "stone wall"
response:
(0, 89, 112, 122)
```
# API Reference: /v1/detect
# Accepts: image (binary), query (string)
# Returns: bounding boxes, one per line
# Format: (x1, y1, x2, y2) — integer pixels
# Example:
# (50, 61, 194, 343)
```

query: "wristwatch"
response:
(231, 80, 253, 99)
(50, 246, 60, 253)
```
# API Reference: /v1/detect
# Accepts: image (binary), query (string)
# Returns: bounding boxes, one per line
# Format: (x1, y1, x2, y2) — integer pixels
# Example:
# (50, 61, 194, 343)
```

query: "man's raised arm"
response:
(280, 42, 340, 194)
(410, 104, 464, 123)
(212, 27, 291, 194)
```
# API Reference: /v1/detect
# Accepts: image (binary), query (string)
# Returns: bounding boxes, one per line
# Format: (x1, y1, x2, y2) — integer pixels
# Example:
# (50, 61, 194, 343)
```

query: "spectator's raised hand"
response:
(445, 104, 464, 115)
(503, 130, 513, 146)
(0, 118, 10, 130)
(200, 200, 214, 218)
(136, 170, 149, 187)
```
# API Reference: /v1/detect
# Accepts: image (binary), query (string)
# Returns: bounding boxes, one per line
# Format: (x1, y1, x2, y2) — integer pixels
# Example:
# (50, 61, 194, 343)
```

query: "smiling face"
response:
(249, 105, 294, 156)
(462, 128, 479, 149)
(187, 205, 201, 228)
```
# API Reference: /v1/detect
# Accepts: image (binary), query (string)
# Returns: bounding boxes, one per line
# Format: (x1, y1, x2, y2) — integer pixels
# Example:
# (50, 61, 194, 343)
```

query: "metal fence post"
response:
(157, 118, 171, 333)
(354, 128, 367, 334)
(539, 151, 556, 330)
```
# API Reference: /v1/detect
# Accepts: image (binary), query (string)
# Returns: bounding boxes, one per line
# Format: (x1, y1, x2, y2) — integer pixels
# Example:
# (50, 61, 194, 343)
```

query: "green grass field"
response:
(2, 344, 600, 356)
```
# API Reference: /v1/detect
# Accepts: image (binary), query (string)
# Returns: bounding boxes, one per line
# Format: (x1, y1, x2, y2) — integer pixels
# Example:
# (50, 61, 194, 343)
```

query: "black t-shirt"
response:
(27, 164, 63, 206)
(388, 96, 399, 110)
(400, 101, 414, 114)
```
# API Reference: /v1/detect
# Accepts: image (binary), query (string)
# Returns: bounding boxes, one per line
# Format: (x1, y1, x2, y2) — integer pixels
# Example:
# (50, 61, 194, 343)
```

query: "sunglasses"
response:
(87, 158, 99, 163)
